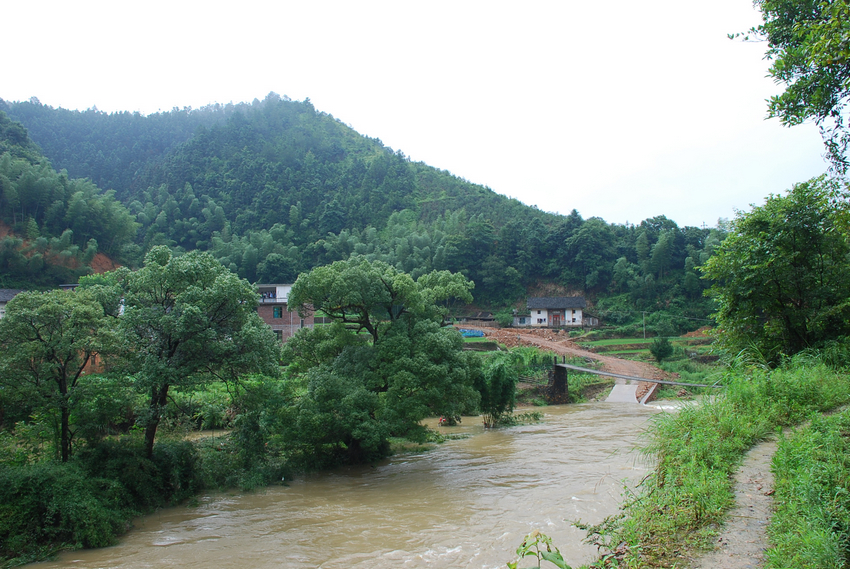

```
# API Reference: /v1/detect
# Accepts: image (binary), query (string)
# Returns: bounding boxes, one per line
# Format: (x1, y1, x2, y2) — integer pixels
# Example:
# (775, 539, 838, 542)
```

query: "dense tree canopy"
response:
(0, 111, 139, 287)
(117, 246, 279, 457)
(288, 257, 474, 343)
(282, 259, 479, 464)
(2, 95, 725, 331)
(702, 176, 850, 363)
(0, 289, 117, 461)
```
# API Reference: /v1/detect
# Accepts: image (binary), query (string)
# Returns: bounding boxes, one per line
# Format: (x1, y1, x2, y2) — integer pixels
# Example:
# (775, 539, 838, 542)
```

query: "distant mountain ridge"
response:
(1, 93, 723, 332)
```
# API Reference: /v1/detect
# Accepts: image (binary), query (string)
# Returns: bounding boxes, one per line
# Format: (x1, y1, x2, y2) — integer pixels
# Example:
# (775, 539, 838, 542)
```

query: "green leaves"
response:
(649, 336, 674, 363)
(702, 176, 850, 363)
(0, 289, 119, 461)
(508, 530, 572, 569)
(289, 257, 474, 344)
(281, 259, 479, 465)
(119, 246, 279, 456)
(752, 0, 850, 172)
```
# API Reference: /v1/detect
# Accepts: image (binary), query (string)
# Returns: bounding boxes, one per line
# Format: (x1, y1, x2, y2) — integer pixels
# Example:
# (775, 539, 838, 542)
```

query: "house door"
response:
(551, 312, 561, 327)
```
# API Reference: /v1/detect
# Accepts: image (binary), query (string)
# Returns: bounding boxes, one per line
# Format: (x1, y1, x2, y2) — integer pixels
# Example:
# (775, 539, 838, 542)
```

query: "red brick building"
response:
(256, 284, 314, 342)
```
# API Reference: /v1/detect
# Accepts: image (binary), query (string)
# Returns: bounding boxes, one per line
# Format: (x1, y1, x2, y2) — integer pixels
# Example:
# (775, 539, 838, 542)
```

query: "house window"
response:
(519, 317, 526, 324)
(537, 318, 544, 324)
(273, 330, 283, 342)
(300, 319, 305, 328)
(537, 310, 541, 315)
(273, 306, 283, 318)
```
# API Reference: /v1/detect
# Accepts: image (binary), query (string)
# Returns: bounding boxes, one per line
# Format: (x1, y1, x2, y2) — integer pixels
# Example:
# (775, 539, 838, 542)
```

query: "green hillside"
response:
(1, 94, 723, 327)
(0, 111, 137, 287)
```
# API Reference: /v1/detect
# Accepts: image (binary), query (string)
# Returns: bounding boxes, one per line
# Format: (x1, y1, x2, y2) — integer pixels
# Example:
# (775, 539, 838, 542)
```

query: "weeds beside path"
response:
(591, 363, 850, 568)
(691, 438, 777, 569)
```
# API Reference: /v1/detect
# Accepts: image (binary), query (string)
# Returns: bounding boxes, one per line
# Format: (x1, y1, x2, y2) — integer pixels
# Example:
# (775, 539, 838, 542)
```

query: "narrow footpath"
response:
(691, 439, 776, 568)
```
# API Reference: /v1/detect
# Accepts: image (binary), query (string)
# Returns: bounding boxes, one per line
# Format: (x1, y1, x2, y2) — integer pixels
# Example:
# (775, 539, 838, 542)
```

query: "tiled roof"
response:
(527, 296, 586, 310)
(0, 289, 24, 303)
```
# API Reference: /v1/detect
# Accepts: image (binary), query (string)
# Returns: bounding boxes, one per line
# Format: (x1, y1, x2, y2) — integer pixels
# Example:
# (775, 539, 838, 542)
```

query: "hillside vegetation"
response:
(2, 94, 721, 328)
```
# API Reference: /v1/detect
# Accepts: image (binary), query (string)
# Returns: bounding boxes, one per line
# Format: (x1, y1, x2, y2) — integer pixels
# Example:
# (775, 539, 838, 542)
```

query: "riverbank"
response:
(23, 404, 660, 569)
(586, 361, 850, 568)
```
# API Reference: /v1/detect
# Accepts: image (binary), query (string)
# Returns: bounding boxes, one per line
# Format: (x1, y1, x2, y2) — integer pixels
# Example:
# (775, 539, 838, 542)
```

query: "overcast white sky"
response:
(4, 0, 829, 228)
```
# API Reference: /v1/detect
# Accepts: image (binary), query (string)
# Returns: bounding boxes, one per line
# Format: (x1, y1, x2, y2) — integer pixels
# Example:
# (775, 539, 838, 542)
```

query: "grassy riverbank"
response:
(768, 408, 850, 568)
(584, 357, 850, 568)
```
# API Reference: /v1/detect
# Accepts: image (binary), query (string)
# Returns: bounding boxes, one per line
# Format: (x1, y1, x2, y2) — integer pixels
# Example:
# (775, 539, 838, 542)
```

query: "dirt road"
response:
(460, 326, 671, 400)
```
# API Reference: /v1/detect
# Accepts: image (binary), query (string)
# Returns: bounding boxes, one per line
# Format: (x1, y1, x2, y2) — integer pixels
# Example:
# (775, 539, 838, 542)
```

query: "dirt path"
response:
(691, 439, 776, 569)
(461, 326, 672, 401)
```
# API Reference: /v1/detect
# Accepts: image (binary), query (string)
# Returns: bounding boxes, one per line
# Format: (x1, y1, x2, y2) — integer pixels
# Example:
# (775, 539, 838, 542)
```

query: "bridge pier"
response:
(547, 364, 569, 404)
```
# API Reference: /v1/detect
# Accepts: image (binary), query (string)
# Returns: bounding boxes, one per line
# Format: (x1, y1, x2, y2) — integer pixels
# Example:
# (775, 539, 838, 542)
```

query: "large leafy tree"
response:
(287, 257, 474, 344)
(748, 0, 850, 171)
(282, 258, 479, 464)
(701, 176, 850, 363)
(0, 289, 117, 462)
(118, 246, 279, 457)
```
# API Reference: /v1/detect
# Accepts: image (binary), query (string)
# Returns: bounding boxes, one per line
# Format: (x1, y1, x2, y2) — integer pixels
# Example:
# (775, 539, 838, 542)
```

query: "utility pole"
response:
(643, 311, 646, 339)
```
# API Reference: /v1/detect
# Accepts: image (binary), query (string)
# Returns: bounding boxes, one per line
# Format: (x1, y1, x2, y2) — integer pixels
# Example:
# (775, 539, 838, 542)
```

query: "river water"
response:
(30, 403, 665, 569)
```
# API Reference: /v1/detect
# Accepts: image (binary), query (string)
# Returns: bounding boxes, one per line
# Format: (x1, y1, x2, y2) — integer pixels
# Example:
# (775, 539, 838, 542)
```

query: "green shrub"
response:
(649, 336, 673, 362)
(768, 411, 850, 568)
(0, 462, 133, 563)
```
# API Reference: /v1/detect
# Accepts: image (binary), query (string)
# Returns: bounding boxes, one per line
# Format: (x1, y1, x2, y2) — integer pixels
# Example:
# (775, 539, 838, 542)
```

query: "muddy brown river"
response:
(29, 403, 665, 569)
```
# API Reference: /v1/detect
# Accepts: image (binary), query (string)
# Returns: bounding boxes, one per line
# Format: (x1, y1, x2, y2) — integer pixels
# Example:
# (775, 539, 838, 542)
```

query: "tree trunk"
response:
(60, 405, 71, 462)
(144, 384, 170, 458)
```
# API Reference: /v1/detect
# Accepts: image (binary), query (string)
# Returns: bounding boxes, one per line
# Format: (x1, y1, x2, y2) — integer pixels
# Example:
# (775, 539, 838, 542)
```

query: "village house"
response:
(256, 284, 314, 342)
(514, 296, 587, 328)
(0, 289, 24, 319)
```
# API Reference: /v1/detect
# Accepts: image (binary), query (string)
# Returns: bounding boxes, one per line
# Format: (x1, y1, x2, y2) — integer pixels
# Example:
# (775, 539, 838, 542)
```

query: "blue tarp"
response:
(459, 329, 485, 337)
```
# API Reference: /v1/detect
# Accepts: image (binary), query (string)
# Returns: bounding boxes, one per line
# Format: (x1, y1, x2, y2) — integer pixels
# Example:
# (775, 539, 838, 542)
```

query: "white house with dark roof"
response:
(0, 289, 24, 319)
(515, 296, 586, 328)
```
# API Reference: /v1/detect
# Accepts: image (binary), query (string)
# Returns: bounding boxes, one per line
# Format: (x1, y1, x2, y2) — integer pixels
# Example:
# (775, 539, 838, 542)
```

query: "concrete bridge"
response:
(551, 363, 723, 404)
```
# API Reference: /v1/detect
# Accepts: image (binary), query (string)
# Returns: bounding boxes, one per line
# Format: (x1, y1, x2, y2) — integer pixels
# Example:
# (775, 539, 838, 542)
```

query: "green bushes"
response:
(0, 461, 133, 564)
(768, 410, 850, 568)
(593, 360, 850, 567)
(0, 434, 278, 565)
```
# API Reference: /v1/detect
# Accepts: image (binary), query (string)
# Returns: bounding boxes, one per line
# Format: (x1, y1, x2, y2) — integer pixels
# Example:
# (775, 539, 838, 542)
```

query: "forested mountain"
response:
(0, 98, 237, 193)
(0, 112, 137, 287)
(1, 94, 724, 330)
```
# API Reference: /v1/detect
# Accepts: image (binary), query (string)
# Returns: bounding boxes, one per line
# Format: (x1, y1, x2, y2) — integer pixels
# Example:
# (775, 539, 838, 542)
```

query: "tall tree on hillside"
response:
(118, 246, 279, 457)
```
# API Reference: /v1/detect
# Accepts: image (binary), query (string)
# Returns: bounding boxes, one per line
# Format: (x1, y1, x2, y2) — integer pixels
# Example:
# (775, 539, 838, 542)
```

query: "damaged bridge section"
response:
(552, 363, 723, 405)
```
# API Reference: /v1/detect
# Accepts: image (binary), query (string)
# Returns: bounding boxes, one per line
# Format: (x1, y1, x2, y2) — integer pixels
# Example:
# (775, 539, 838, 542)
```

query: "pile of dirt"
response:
(682, 326, 713, 338)
(479, 326, 579, 349)
(90, 252, 120, 274)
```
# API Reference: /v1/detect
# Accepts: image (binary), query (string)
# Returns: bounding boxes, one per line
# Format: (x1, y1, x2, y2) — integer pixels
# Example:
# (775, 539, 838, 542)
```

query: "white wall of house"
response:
(257, 284, 293, 303)
(275, 285, 292, 302)
(530, 308, 549, 327)
(516, 307, 584, 327)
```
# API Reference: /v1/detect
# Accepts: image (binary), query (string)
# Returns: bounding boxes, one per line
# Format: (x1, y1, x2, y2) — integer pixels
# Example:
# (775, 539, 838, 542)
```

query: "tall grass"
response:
(767, 410, 850, 568)
(587, 361, 850, 567)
